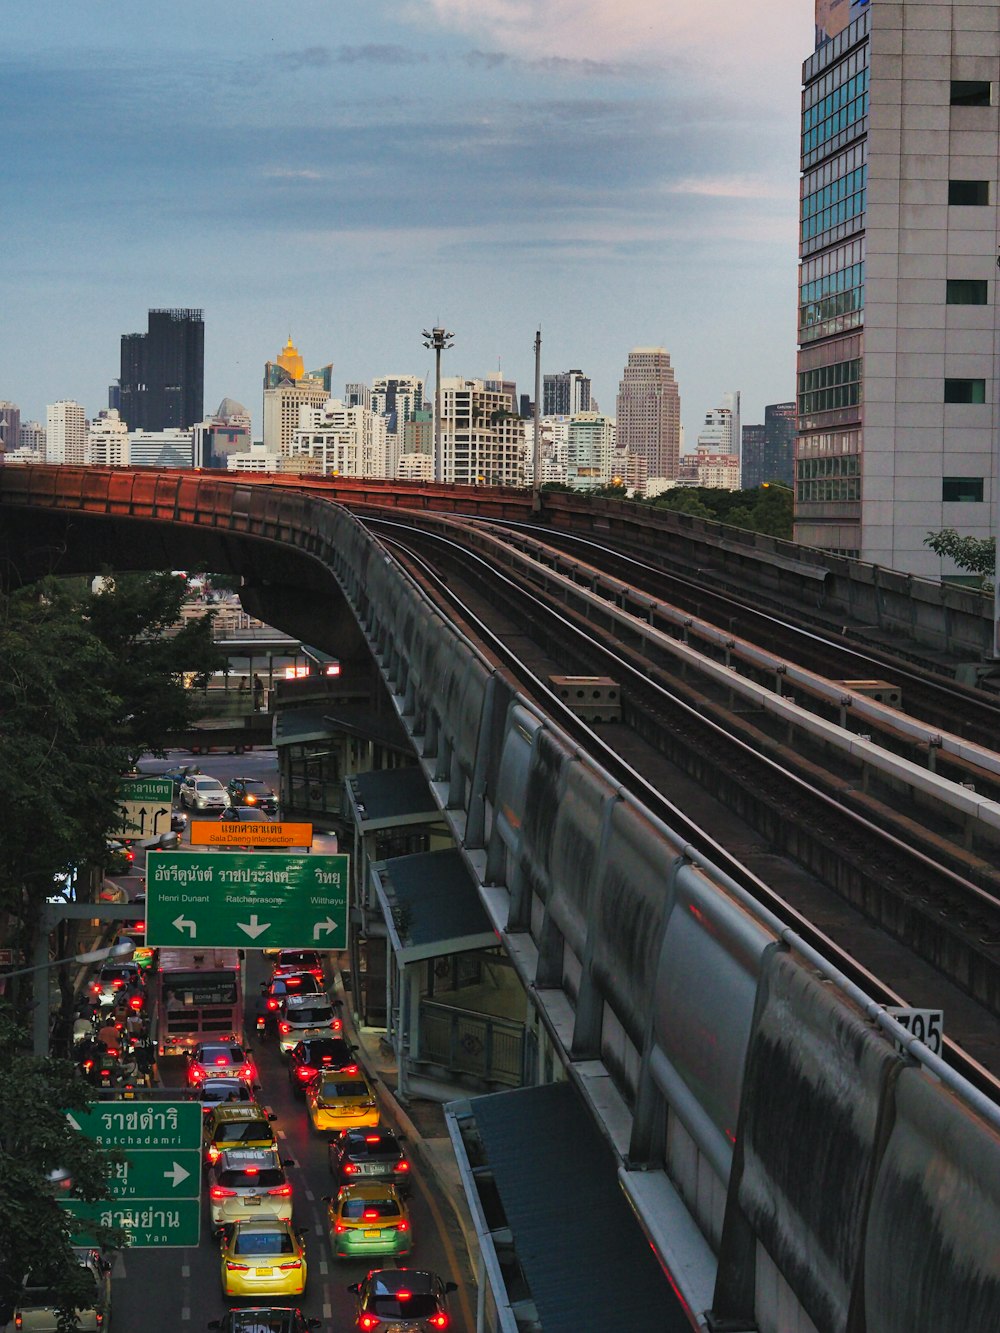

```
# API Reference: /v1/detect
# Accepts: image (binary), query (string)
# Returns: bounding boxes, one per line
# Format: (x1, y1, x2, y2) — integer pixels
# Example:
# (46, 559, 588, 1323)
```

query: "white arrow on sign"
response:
(312, 916, 338, 941)
(237, 914, 271, 940)
(163, 1160, 191, 1189)
(173, 915, 197, 938)
(66, 1112, 82, 1131)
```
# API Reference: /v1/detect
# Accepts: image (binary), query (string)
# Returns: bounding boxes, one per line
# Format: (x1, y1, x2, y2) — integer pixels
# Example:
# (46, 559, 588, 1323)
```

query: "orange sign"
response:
(190, 821, 314, 848)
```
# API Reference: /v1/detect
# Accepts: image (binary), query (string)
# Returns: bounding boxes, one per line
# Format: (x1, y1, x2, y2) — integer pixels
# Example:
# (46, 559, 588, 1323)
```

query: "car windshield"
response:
(348, 1134, 396, 1159)
(218, 1122, 273, 1144)
(218, 1168, 285, 1188)
(200, 1045, 245, 1063)
(319, 1080, 367, 1100)
(203, 1083, 252, 1103)
(232, 1317, 295, 1333)
(278, 952, 318, 967)
(233, 1232, 295, 1256)
(288, 1004, 332, 1024)
(23, 1271, 98, 1308)
(342, 1198, 400, 1219)
(273, 976, 319, 995)
(371, 1293, 439, 1317)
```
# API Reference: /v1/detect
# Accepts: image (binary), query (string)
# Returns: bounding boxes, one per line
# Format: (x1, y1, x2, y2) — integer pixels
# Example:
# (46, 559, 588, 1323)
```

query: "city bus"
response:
(152, 948, 245, 1058)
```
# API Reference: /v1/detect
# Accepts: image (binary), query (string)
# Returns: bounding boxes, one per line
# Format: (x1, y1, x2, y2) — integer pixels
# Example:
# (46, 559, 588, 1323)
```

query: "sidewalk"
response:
(331, 967, 481, 1290)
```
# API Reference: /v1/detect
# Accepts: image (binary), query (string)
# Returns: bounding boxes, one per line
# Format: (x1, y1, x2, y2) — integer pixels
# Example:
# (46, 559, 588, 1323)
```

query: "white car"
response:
(179, 775, 227, 812)
(278, 992, 342, 1055)
(12, 1248, 112, 1331)
(207, 1147, 295, 1225)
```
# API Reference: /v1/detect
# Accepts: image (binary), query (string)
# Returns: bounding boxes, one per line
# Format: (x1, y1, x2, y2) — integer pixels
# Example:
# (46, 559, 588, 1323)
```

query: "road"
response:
(107, 954, 470, 1330)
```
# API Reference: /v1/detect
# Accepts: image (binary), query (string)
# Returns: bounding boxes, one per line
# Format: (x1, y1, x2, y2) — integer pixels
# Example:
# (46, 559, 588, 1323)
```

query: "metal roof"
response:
(463, 1082, 695, 1332)
(347, 767, 442, 830)
(372, 848, 497, 964)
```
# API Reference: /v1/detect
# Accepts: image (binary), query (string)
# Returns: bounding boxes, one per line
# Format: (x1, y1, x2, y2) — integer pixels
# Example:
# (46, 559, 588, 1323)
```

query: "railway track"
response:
(368, 516, 1000, 1095)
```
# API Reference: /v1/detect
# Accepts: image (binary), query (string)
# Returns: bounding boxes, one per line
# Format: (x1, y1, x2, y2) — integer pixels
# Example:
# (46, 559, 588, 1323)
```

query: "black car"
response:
(218, 806, 274, 824)
(208, 1308, 320, 1333)
(347, 1269, 458, 1332)
(226, 777, 279, 815)
(287, 1037, 357, 1097)
(329, 1125, 412, 1196)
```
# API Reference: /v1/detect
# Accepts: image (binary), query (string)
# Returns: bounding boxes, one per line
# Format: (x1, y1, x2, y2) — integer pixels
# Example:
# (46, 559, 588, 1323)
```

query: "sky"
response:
(2, 1, 813, 443)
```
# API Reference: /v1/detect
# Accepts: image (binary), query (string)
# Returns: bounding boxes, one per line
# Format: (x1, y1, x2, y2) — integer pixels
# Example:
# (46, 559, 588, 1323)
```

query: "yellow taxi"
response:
(325, 1181, 412, 1260)
(203, 1103, 276, 1168)
(305, 1069, 378, 1134)
(219, 1218, 307, 1299)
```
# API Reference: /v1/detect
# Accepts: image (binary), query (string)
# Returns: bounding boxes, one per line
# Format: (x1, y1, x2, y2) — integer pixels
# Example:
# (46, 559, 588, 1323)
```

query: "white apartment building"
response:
(227, 445, 280, 473)
(87, 409, 130, 467)
(46, 401, 87, 465)
(438, 378, 525, 486)
(797, 0, 1000, 576)
(19, 421, 46, 454)
(567, 412, 617, 488)
(289, 399, 388, 478)
(397, 452, 433, 482)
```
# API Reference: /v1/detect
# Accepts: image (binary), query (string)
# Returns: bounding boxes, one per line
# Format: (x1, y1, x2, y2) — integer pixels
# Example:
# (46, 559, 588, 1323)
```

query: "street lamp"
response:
(422, 326, 455, 485)
(1, 939, 134, 982)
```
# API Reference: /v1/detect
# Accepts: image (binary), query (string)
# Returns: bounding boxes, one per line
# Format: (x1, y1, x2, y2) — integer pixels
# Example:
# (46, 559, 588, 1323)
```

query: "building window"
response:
(948, 180, 990, 206)
(951, 81, 991, 107)
(942, 477, 984, 502)
(946, 279, 988, 305)
(944, 379, 986, 404)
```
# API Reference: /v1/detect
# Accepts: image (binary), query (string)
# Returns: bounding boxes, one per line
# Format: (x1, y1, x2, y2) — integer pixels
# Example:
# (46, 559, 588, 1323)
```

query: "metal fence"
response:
(419, 1000, 523, 1087)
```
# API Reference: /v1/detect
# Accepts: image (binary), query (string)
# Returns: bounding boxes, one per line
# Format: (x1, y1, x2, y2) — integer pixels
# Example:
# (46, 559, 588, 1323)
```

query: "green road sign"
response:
(117, 777, 175, 839)
(101, 1148, 202, 1200)
(65, 1101, 202, 1150)
(63, 1102, 202, 1247)
(145, 851, 350, 950)
(61, 1198, 201, 1248)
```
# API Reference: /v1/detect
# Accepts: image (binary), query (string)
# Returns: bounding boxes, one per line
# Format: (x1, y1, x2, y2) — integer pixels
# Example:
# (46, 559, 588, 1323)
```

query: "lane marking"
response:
(322, 1304, 332, 1320)
(304, 1187, 315, 1202)
(180, 1264, 190, 1278)
(319, 1260, 328, 1275)
(181, 1308, 191, 1321)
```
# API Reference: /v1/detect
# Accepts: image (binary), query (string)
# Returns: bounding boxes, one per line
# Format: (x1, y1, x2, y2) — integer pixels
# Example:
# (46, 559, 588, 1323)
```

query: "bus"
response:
(152, 948, 244, 1058)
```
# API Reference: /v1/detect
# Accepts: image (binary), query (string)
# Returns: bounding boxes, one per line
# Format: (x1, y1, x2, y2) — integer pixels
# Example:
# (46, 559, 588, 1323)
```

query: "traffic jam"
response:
(34, 763, 468, 1333)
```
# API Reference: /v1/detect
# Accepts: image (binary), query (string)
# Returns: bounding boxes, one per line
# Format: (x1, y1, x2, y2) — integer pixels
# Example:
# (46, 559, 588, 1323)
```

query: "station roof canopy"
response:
(346, 767, 442, 831)
(372, 848, 496, 964)
(451, 1081, 694, 1331)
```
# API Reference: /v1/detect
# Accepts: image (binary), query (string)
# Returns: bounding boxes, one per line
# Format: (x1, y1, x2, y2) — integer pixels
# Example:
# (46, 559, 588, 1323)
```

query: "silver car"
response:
(179, 775, 227, 812)
(208, 1146, 295, 1225)
(13, 1248, 112, 1332)
(277, 992, 341, 1055)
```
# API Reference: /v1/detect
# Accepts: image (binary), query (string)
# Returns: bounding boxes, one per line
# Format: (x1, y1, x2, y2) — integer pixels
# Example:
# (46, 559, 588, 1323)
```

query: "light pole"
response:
(1, 939, 136, 1056)
(422, 327, 455, 484)
(532, 329, 542, 509)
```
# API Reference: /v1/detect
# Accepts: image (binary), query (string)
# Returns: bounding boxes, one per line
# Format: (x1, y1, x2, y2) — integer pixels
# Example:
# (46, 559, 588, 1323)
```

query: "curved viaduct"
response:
(2, 465, 999, 1333)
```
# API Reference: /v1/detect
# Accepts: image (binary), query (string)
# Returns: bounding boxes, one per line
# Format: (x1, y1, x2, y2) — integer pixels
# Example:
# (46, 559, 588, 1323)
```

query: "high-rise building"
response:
(87, 409, 130, 467)
(0, 401, 21, 458)
(194, 398, 253, 469)
(263, 337, 333, 456)
(439, 378, 525, 486)
(616, 348, 681, 482)
(544, 369, 592, 417)
(797, 1, 998, 576)
(289, 399, 388, 478)
(119, 309, 204, 432)
(742, 402, 796, 489)
(46, 401, 87, 465)
(128, 429, 194, 468)
(345, 383, 373, 411)
(18, 421, 46, 455)
(566, 413, 616, 489)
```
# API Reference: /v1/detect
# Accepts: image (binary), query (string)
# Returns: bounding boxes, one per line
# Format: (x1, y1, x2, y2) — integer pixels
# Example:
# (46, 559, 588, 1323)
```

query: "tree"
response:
(0, 1010, 126, 1327)
(924, 528, 995, 585)
(0, 572, 224, 1032)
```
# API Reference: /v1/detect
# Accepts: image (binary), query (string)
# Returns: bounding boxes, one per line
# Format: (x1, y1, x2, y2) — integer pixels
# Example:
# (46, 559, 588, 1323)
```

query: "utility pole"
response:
(422, 327, 455, 484)
(532, 328, 542, 510)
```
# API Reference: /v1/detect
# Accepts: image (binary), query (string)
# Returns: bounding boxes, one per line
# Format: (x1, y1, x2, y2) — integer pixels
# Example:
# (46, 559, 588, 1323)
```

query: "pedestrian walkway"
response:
(330, 963, 481, 1291)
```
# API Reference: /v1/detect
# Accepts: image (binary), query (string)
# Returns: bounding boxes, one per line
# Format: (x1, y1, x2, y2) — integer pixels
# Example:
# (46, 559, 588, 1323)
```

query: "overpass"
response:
(2, 465, 999, 1333)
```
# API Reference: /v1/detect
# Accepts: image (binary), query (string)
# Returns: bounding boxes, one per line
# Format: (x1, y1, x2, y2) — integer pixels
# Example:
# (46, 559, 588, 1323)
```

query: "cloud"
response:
(264, 167, 325, 181)
(463, 49, 651, 79)
(276, 43, 429, 71)
(666, 175, 791, 201)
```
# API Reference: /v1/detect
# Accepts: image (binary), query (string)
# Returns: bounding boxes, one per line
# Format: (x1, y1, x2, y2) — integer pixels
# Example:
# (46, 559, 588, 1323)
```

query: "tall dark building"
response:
(544, 369, 591, 417)
(741, 401, 795, 489)
(119, 308, 204, 431)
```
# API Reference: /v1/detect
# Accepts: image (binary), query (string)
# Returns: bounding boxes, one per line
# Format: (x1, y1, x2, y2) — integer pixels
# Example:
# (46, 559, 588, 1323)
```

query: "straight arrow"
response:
(173, 915, 196, 938)
(237, 914, 270, 940)
(312, 917, 338, 941)
(163, 1161, 191, 1188)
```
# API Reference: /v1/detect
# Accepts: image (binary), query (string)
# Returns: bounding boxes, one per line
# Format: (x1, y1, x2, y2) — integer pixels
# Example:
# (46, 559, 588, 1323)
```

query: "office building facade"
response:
(119, 308, 204, 432)
(616, 348, 682, 482)
(128, 429, 195, 468)
(439, 378, 525, 486)
(0, 401, 21, 458)
(742, 402, 796, 489)
(797, 0, 999, 576)
(544, 369, 592, 417)
(263, 338, 333, 456)
(87, 409, 130, 467)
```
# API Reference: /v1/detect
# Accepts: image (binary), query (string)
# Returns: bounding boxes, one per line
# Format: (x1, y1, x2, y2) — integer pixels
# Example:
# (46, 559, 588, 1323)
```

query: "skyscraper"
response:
(741, 401, 796, 490)
(616, 348, 681, 481)
(119, 309, 205, 432)
(797, 0, 997, 576)
(46, 401, 87, 465)
(544, 369, 591, 417)
(0, 401, 21, 458)
(263, 337, 333, 456)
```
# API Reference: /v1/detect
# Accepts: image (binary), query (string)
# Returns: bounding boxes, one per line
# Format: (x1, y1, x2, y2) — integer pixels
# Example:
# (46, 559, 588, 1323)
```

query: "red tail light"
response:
(266, 998, 279, 1010)
(397, 1290, 412, 1302)
(335, 1220, 347, 1233)
(393, 1160, 410, 1174)
(277, 1260, 302, 1271)
(363, 1208, 378, 1220)
(309, 967, 323, 978)
(82, 1060, 94, 1071)
(295, 1065, 317, 1082)
(343, 1064, 358, 1075)
(225, 1261, 249, 1272)
(267, 1183, 292, 1197)
(278, 1022, 291, 1035)
(239, 1065, 255, 1080)
(395, 1219, 410, 1232)
(112, 979, 124, 989)
(214, 1055, 228, 1065)
(358, 1316, 379, 1331)
(210, 1186, 238, 1199)
(191, 1067, 206, 1082)
(90, 983, 100, 993)
(342, 1162, 358, 1175)
(244, 1167, 258, 1175)
(129, 996, 143, 1011)
(331, 1018, 343, 1033)
(207, 1146, 222, 1164)
(428, 1315, 449, 1329)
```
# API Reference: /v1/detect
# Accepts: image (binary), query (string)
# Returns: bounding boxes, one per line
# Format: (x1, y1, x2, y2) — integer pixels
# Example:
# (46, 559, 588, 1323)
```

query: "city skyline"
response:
(2, 1, 810, 444)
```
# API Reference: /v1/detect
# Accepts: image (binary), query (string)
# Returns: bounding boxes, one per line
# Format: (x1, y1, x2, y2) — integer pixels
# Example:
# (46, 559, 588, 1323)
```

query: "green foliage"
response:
(539, 481, 574, 492)
(0, 1010, 125, 1325)
(589, 481, 630, 499)
(646, 483, 793, 539)
(924, 528, 995, 583)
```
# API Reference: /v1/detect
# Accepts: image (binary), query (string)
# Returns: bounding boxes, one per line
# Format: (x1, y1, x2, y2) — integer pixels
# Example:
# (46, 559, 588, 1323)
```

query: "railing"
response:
(418, 1000, 523, 1087)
